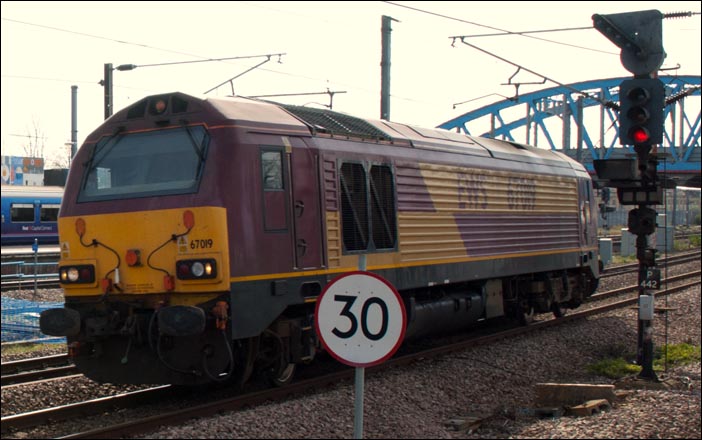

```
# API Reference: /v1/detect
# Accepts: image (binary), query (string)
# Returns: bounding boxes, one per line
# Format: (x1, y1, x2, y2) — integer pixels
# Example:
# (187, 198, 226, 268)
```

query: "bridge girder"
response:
(438, 76, 700, 186)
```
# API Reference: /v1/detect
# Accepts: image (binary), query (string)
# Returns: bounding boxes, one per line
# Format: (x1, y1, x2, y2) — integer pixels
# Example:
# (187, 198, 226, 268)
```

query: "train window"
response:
(78, 126, 209, 202)
(40, 204, 60, 222)
(340, 163, 368, 251)
(261, 151, 283, 190)
(370, 165, 397, 249)
(11, 203, 34, 222)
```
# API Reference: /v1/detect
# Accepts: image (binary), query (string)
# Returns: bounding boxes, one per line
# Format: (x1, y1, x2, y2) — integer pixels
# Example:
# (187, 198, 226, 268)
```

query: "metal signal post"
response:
(629, 142, 660, 381)
(592, 9, 671, 382)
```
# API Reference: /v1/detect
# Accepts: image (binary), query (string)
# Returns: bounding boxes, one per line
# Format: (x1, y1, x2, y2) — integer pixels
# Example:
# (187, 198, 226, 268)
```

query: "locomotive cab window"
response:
(339, 162, 396, 253)
(78, 126, 209, 202)
(261, 151, 283, 190)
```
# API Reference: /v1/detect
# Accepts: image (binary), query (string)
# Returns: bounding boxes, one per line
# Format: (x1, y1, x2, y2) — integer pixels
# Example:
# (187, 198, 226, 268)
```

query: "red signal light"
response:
(618, 78, 665, 146)
(629, 126, 651, 144)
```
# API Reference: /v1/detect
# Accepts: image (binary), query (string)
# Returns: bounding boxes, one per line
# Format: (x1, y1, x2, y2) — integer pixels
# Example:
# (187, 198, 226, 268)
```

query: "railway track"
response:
(2, 268, 699, 438)
(1, 354, 75, 386)
(601, 250, 701, 278)
(604, 229, 700, 253)
(2, 252, 697, 388)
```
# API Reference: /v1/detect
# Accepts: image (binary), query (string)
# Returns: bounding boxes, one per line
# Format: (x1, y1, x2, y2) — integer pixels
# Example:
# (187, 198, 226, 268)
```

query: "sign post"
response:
(315, 265, 406, 439)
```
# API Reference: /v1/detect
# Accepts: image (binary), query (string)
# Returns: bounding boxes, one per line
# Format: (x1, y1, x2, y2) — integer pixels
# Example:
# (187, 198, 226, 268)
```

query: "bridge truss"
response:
(438, 75, 701, 187)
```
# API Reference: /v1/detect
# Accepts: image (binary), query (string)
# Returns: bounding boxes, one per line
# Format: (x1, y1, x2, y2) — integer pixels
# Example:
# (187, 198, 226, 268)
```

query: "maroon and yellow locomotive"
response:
(41, 93, 600, 385)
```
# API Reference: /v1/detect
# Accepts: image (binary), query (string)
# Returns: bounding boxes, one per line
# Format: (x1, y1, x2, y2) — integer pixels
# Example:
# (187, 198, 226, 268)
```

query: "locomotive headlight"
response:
(59, 264, 96, 285)
(67, 268, 80, 282)
(191, 262, 205, 277)
(175, 258, 217, 281)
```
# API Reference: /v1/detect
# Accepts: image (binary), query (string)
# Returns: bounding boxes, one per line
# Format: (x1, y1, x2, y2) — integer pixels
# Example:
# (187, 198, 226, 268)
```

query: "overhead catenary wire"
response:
(454, 37, 620, 110)
(383, 0, 617, 55)
(0, 4, 624, 106)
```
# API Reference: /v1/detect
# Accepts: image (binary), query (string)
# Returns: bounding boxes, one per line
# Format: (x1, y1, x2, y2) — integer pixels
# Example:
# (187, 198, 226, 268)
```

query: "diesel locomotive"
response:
(41, 92, 600, 386)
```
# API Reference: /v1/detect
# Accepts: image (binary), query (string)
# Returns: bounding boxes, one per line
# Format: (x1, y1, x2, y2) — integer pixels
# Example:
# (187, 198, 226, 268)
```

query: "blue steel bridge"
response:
(438, 75, 701, 188)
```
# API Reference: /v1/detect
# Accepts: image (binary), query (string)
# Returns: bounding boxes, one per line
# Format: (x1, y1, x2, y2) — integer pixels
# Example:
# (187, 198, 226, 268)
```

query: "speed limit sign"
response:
(315, 271, 406, 367)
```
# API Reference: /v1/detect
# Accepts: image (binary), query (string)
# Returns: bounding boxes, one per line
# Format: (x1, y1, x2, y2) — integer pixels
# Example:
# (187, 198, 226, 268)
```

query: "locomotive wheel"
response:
(551, 302, 567, 319)
(259, 329, 297, 387)
(234, 337, 258, 387)
(518, 304, 535, 325)
(266, 362, 296, 387)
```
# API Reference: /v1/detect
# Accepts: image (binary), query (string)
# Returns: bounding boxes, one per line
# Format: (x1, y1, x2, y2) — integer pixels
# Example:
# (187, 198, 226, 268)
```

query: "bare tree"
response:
(23, 116, 46, 159)
(46, 146, 71, 169)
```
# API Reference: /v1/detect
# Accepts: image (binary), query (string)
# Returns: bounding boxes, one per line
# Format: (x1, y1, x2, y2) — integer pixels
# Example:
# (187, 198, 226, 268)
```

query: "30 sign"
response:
(315, 271, 406, 367)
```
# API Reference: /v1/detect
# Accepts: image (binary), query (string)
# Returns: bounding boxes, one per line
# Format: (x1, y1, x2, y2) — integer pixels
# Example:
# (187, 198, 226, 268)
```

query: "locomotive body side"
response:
(308, 126, 599, 337)
(40, 93, 599, 386)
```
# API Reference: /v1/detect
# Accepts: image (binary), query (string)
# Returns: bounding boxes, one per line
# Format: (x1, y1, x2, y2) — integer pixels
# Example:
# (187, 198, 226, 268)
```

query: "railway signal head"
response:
(618, 78, 665, 146)
(592, 10, 665, 76)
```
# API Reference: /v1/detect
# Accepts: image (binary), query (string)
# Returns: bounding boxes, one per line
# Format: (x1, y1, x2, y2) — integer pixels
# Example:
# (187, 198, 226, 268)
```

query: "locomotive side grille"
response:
(370, 165, 397, 249)
(339, 163, 368, 251)
(280, 104, 391, 141)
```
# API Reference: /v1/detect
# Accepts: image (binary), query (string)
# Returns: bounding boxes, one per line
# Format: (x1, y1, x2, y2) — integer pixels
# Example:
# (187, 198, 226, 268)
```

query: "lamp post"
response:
(103, 63, 112, 120)
(103, 63, 137, 119)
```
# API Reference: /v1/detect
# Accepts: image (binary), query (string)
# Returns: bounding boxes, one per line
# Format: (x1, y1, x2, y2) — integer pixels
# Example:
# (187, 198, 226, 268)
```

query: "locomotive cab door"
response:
(288, 137, 324, 270)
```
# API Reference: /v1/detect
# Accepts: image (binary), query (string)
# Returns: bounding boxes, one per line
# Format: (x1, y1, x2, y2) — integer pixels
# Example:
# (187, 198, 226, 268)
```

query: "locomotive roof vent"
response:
(279, 104, 391, 142)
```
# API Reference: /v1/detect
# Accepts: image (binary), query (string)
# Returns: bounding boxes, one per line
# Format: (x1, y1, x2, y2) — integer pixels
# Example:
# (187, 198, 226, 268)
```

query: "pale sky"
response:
(2, 1, 700, 167)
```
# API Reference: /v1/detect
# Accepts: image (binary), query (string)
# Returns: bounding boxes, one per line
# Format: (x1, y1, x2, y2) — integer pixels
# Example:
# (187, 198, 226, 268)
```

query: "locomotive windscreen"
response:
(78, 126, 209, 202)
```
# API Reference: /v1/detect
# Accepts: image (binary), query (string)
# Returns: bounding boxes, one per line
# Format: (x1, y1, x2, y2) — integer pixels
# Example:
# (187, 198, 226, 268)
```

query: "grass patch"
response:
(1, 343, 49, 357)
(611, 255, 637, 265)
(587, 343, 701, 379)
(587, 357, 641, 378)
(655, 343, 701, 368)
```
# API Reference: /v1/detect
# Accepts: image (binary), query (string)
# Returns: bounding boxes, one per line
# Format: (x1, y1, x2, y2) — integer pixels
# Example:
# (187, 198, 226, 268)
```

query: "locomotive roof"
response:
(207, 95, 584, 172)
(109, 93, 585, 173)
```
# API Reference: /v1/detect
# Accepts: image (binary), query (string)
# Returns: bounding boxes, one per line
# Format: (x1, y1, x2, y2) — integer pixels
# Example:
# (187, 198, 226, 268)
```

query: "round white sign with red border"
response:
(315, 271, 406, 368)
